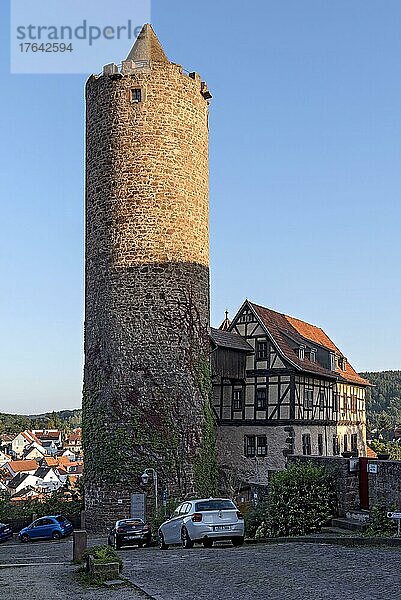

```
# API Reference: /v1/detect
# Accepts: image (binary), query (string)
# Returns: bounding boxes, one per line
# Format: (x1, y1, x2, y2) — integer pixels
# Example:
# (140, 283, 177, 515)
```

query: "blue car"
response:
(0, 522, 13, 542)
(19, 515, 73, 542)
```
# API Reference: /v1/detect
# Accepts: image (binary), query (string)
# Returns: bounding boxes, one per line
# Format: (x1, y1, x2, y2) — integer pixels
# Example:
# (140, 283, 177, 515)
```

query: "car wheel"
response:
(203, 538, 213, 548)
(52, 531, 61, 540)
(181, 527, 194, 549)
(20, 533, 30, 543)
(159, 532, 169, 550)
(231, 536, 244, 547)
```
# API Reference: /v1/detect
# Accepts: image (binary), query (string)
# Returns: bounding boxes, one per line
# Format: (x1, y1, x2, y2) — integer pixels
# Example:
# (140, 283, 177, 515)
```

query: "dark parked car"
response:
(108, 518, 151, 549)
(19, 515, 73, 542)
(0, 522, 13, 542)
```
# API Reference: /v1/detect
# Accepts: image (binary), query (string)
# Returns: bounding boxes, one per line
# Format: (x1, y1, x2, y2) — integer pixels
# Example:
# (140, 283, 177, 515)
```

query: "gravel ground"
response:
(1, 535, 400, 600)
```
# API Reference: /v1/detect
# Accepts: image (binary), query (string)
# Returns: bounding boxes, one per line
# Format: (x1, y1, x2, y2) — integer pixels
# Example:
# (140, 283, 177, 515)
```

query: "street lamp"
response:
(141, 468, 158, 512)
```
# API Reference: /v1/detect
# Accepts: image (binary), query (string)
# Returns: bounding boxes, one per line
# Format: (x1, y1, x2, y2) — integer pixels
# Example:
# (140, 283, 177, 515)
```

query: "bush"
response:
(244, 502, 268, 539)
(370, 440, 401, 460)
(81, 545, 123, 570)
(365, 505, 397, 537)
(0, 491, 82, 523)
(247, 463, 336, 538)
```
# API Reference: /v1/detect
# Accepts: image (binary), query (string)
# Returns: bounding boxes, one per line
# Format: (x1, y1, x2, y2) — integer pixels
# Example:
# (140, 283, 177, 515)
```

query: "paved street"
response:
(0, 536, 400, 600)
(0, 537, 142, 600)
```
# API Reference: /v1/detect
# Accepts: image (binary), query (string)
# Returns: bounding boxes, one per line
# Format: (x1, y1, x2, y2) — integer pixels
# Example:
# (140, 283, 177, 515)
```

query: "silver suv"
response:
(158, 498, 245, 549)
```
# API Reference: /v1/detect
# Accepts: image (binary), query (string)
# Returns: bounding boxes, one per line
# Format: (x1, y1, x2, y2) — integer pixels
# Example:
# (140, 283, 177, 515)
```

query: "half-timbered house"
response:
(211, 300, 369, 488)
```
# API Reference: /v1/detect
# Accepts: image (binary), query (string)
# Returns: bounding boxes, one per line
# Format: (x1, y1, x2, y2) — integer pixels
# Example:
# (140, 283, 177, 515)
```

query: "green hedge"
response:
(245, 463, 336, 538)
(0, 491, 82, 523)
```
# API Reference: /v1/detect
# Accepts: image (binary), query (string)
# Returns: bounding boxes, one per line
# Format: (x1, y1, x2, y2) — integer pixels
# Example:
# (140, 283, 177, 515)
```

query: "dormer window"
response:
(329, 352, 335, 371)
(339, 357, 347, 371)
(310, 348, 316, 363)
(298, 346, 305, 360)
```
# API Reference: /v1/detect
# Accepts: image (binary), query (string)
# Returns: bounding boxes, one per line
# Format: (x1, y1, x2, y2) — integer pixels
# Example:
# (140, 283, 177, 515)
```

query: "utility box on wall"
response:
(131, 493, 145, 520)
(349, 458, 359, 473)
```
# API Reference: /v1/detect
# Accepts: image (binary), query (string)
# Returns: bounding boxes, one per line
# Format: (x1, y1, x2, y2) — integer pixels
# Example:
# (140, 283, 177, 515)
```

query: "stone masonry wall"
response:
(217, 426, 294, 486)
(368, 460, 401, 510)
(84, 61, 211, 531)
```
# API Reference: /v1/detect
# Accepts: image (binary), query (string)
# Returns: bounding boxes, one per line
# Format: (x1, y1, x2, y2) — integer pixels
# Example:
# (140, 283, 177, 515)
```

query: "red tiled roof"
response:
(247, 302, 369, 386)
(8, 460, 38, 473)
(366, 446, 377, 458)
(66, 432, 82, 442)
(34, 430, 61, 440)
(22, 430, 42, 445)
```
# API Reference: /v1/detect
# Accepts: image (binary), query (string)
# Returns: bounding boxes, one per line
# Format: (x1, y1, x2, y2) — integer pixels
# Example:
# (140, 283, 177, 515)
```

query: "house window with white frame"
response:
(244, 435, 267, 457)
(319, 388, 326, 410)
(256, 388, 267, 410)
(257, 436, 267, 456)
(244, 435, 256, 457)
(232, 385, 243, 410)
(256, 340, 268, 360)
(304, 389, 313, 409)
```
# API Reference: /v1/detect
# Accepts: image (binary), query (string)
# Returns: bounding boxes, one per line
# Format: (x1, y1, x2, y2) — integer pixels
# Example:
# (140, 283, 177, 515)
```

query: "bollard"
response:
(73, 529, 88, 562)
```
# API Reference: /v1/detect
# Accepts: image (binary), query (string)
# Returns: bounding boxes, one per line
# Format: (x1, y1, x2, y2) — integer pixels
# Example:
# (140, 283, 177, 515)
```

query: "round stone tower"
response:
(83, 24, 214, 530)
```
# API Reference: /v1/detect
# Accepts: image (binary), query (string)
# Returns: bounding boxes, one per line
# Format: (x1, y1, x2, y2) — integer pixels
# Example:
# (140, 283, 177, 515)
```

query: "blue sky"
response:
(1, 0, 401, 414)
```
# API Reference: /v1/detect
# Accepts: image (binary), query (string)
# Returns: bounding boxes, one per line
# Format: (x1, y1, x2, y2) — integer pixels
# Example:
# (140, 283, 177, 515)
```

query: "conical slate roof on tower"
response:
(126, 23, 169, 63)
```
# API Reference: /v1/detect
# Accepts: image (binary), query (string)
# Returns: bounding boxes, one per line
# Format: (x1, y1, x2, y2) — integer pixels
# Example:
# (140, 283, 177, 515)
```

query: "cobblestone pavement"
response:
(1, 536, 400, 600)
(121, 541, 401, 600)
(0, 537, 143, 600)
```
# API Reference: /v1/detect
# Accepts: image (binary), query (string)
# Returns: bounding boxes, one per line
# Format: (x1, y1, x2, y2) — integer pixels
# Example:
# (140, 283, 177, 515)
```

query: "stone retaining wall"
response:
(368, 460, 401, 509)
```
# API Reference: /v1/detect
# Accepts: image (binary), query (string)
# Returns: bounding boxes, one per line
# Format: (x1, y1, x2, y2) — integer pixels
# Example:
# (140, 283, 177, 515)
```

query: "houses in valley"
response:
(0, 427, 82, 502)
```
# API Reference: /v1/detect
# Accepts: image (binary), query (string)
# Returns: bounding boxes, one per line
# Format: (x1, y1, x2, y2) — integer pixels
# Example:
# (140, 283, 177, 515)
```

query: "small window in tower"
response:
(131, 88, 142, 103)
